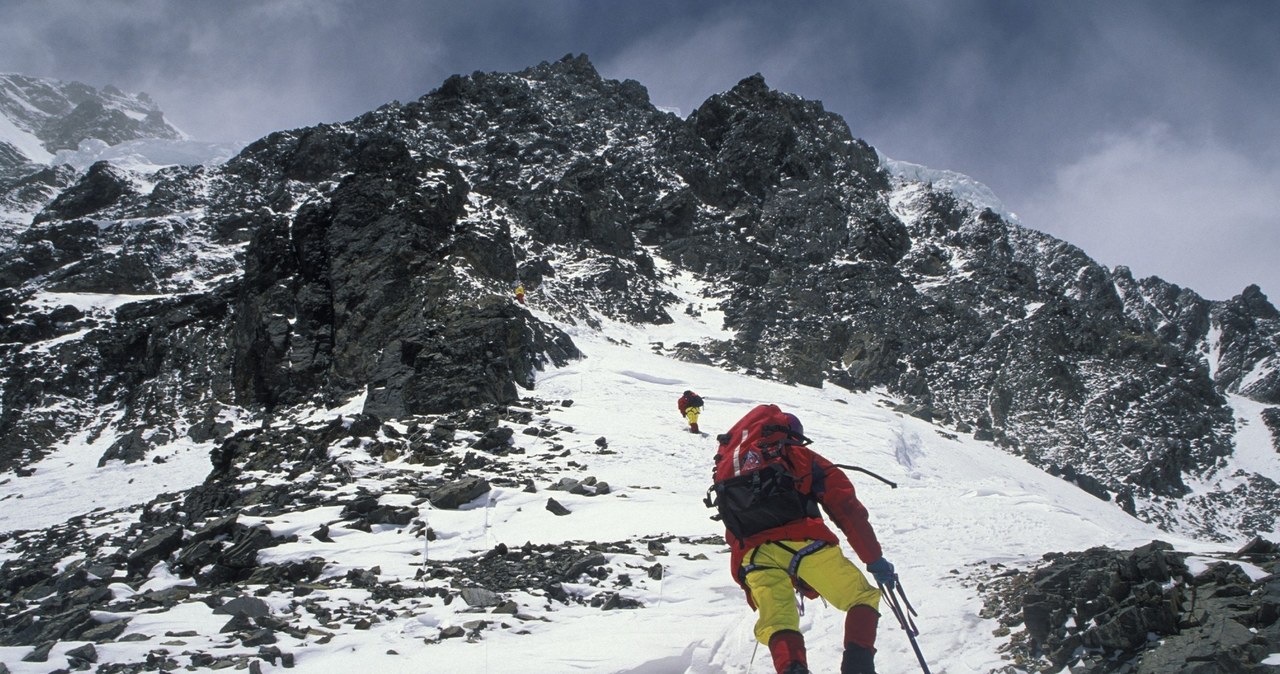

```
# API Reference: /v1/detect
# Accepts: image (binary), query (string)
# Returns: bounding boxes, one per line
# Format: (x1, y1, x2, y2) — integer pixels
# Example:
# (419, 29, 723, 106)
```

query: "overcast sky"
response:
(2, 0, 1276, 301)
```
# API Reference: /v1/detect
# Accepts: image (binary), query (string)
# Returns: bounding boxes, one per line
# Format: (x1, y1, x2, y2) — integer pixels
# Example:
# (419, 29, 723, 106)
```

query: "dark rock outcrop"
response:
(226, 133, 579, 417)
(429, 477, 490, 509)
(35, 160, 136, 223)
(979, 540, 1280, 673)
(1263, 408, 1280, 452)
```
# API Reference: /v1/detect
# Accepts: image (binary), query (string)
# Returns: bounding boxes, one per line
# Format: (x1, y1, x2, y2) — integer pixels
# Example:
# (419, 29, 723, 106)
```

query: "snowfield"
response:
(0, 274, 1271, 673)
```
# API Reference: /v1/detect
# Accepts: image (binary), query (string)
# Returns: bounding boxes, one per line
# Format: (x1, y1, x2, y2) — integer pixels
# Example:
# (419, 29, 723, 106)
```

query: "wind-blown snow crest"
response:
(52, 137, 236, 172)
(883, 156, 1019, 223)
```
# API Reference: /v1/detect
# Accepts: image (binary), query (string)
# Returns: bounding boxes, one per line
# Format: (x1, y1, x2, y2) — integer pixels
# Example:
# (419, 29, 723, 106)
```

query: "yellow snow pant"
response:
(685, 407, 700, 427)
(742, 540, 881, 645)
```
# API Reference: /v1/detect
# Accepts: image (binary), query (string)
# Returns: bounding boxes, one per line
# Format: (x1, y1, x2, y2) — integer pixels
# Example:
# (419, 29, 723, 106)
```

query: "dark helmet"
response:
(784, 413, 804, 437)
(683, 390, 693, 397)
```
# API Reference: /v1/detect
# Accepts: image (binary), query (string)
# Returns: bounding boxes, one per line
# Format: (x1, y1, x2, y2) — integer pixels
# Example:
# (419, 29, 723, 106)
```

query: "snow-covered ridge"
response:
(882, 156, 1019, 223)
(1, 72, 186, 166)
(51, 137, 235, 172)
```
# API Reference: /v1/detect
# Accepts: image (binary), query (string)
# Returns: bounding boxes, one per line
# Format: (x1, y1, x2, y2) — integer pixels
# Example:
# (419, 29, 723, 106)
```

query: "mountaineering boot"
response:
(768, 630, 807, 674)
(842, 604, 879, 673)
(841, 644, 876, 674)
(690, 422, 700, 434)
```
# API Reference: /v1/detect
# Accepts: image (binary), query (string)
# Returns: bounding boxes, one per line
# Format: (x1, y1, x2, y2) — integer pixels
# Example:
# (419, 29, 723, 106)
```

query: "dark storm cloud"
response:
(3, 0, 457, 141)
(1, 0, 1276, 300)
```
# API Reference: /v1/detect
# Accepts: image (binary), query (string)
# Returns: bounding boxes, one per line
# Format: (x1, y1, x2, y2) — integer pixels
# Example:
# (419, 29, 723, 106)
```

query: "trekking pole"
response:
(879, 577, 932, 674)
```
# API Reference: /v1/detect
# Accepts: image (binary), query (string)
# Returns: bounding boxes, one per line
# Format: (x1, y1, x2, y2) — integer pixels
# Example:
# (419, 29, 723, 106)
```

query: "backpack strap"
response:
(738, 545, 765, 583)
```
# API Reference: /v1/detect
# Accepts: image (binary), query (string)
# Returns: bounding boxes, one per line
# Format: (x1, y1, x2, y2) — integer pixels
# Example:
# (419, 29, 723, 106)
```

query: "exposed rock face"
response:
(679, 74, 909, 388)
(0, 288, 235, 472)
(2, 54, 1279, 536)
(977, 539, 1280, 673)
(1210, 285, 1280, 404)
(34, 160, 137, 223)
(1114, 272, 1280, 405)
(867, 205, 1244, 532)
(226, 135, 578, 417)
(1263, 408, 1280, 452)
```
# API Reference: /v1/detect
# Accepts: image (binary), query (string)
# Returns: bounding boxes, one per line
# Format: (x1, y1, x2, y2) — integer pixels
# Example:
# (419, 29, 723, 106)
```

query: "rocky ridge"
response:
(2, 54, 1278, 536)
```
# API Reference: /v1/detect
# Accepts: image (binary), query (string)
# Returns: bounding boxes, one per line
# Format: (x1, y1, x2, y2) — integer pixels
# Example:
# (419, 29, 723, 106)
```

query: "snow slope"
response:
(0, 273, 1261, 674)
(0, 109, 52, 163)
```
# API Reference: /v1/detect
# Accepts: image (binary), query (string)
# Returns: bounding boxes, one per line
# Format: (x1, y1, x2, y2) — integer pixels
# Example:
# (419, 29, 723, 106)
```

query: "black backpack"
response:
(709, 460, 820, 542)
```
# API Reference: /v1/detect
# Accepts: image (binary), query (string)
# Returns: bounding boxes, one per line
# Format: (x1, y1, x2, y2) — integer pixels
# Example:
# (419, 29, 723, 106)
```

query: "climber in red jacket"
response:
(708, 404, 895, 674)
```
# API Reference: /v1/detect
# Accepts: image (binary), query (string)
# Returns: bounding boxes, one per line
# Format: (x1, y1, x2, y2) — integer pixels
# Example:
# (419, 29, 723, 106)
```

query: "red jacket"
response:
(678, 392, 701, 415)
(716, 441, 883, 592)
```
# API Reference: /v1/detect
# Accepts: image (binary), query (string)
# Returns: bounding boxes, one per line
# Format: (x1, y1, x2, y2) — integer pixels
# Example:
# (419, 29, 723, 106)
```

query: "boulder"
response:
(64, 642, 96, 665)
(546, 498, 571, 517)
(212, 596, 272, 619)
(460, 587, 501, 608)
(126, 525, 183, 573)
(428, 477, 490, 509)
